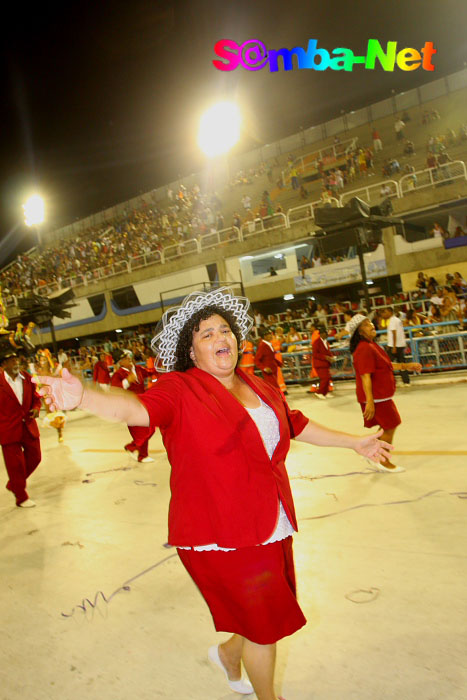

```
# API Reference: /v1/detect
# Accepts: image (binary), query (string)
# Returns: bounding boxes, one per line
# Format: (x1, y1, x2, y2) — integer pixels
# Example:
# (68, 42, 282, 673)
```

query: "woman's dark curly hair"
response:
(349, 327, 369, 354)
(173, 305, 243, 372)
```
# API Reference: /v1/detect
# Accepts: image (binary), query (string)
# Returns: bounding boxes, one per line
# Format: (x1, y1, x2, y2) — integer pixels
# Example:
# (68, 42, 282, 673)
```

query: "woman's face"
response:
(190, 314, 238, 379)
(358, 319, 377, 341)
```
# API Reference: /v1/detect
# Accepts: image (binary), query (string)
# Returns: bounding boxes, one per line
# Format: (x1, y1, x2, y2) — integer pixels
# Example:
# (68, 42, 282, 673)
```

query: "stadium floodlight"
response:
(198, 102, 241, 158)
(23, 194, 45, 227)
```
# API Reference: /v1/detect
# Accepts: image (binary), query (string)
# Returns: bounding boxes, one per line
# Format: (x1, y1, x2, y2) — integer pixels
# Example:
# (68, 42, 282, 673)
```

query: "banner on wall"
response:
(294, 245, 387, 292)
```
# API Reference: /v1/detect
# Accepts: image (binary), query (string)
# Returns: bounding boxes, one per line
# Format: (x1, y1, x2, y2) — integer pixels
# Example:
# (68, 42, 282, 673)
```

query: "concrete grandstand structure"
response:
(2, 68, 467, 346)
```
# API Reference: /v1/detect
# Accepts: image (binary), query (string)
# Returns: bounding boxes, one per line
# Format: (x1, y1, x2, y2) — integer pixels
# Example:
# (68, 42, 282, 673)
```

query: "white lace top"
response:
(177, 395, 295, 551)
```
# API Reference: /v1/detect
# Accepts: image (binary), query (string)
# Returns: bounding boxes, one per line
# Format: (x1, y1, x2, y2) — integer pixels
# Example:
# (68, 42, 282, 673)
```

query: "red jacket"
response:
(111, 364, 156, 394)
(93, 361, 111, 385)
(255, 340, 281, 376)
(138, 367, 309, 548)
(0, 370, 41, 445)
(353, 341, 395, 404)
(312, 337, 333, 370)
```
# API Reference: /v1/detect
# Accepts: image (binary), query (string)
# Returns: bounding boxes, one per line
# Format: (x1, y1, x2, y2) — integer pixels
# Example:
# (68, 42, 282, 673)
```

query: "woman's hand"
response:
(354, 429, 394, 463)
(32, 369, 84, 411)
(363, 400, 375, 420)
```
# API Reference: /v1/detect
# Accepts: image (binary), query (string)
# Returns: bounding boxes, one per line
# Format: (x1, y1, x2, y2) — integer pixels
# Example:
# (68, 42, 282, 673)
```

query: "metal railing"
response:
(281, 136, 359, 185)
(276, 322, 467, 384)
(286, 197, 340, 226)
(241, 212, 288, 239)
(3, 157, 467, 304)
(340, 179, 400, 205)
(399, 160, 467, 195)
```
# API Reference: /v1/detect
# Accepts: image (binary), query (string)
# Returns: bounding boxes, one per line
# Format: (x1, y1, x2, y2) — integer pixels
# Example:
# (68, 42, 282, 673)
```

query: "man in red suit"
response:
(110, 349, 157, 462)
(254, 327, 282, 391)
(311, 327, 334, 399)
(92, 352, 111, 390)
(0, 349, 42, 507)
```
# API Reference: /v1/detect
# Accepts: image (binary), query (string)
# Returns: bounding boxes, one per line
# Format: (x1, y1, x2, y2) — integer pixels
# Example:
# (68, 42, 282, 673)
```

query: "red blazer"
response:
(111, 364, 155, 394)
(138, 367, 309, 548)
(254, 340, 281, 376)
(93, 361, 111, 384)
(312, 337, 333, 370)
(0, 370, 41, 445)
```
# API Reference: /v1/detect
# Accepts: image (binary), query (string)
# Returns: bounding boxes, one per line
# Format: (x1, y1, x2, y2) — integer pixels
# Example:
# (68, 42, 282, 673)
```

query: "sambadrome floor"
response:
(1, 378, 466, 700)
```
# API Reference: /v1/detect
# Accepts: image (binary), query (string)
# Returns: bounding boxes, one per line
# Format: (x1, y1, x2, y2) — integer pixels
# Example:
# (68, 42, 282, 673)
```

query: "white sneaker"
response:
(314, 393, 326, 400)
(138, 456, 155, 463)
(17, 499, 36, 508)
(208, 645, 253, 695)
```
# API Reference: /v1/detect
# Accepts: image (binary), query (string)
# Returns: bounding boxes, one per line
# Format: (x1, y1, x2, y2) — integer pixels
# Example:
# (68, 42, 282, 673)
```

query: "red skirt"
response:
(177, 537, 307, 644)
(360, 399, 401, 430)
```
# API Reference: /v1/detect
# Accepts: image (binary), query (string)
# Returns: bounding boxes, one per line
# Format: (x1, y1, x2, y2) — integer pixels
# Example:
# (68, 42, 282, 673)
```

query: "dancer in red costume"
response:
(36, 288, 393, 700)
(311, 327, 334, 399)
(110, 349, 157, 463)
(254, 327, 283, 392)
(349, 314, 421, 473)
(0, 349, 41, 507)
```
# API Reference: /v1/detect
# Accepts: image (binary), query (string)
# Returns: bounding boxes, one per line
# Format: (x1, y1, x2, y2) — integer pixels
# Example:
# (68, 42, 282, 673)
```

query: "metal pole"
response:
(355, 227, 371, 311)
(49, 318, 58, 355)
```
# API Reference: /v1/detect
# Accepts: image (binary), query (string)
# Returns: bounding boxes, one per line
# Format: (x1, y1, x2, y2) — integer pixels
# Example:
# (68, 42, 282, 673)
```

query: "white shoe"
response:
(376, 463, 405, 473)
(208, 645, 253, 695)
(314, 393, 326, 400)
(138, 456, 155, 463)
(126, 450, 138, 461)
(17, 499, 36, 508)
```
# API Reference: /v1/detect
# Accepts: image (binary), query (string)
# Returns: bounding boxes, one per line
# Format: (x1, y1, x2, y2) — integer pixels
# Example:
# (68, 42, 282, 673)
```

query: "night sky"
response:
(1, 0, 466, 263)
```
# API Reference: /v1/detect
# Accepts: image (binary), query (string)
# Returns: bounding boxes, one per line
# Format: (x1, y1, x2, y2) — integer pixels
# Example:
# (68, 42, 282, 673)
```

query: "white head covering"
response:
(151, 287, 253, 372)
(346, 313, 368, 339)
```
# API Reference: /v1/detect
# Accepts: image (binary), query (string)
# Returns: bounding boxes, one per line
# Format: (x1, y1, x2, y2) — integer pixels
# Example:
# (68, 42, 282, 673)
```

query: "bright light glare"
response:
(198, 102, 241, 157)
(23, 195, 45, 226)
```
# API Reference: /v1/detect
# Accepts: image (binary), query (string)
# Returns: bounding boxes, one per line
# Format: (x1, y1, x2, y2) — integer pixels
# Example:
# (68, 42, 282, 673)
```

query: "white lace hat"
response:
(151, 287, 253, 372)
(346, 313, 368, 339)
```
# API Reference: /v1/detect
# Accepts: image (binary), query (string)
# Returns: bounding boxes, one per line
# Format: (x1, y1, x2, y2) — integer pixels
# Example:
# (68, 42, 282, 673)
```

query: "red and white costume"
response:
(92, 360, 111, 389)
(0, 370, 42, 505)
(353, 340, 401, 430)
(254, 339, 282, 391)
(312, 335, 333, 397)
(111, 364, 157, 460)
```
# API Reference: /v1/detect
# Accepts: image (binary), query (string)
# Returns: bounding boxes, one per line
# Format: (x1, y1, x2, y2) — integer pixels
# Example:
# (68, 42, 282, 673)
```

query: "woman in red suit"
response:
(0, 349, 42, 507)
(36, 289, 392, 700)
(349, 314, 421, 472)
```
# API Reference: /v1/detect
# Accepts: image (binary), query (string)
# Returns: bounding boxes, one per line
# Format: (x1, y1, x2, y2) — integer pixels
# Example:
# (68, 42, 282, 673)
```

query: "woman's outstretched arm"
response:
(33, 369, 150, 426)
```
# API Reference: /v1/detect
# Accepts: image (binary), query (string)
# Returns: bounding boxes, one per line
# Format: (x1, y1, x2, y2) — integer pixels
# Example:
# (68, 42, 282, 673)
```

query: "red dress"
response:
(353, 341, 401, 430)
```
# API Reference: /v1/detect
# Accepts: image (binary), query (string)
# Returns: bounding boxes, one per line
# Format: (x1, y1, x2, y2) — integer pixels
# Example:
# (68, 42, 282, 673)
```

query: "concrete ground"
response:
(1, 377, 466, 700)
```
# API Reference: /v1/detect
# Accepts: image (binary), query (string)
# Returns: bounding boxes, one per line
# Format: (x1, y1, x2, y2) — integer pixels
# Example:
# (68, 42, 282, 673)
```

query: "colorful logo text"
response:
(213, 39, 436, 73)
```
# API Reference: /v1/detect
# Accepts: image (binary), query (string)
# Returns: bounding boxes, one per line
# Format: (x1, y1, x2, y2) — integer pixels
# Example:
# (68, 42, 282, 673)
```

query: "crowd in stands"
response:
(1, 101, 467, 305)
(0, 184, 234, 296)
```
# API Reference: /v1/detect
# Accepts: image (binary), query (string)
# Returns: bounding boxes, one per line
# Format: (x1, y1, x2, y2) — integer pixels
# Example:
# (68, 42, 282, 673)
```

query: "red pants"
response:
(316, 368, 331, 396)
(125, 425, 155, 460)
(2, 425, 42, 505)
